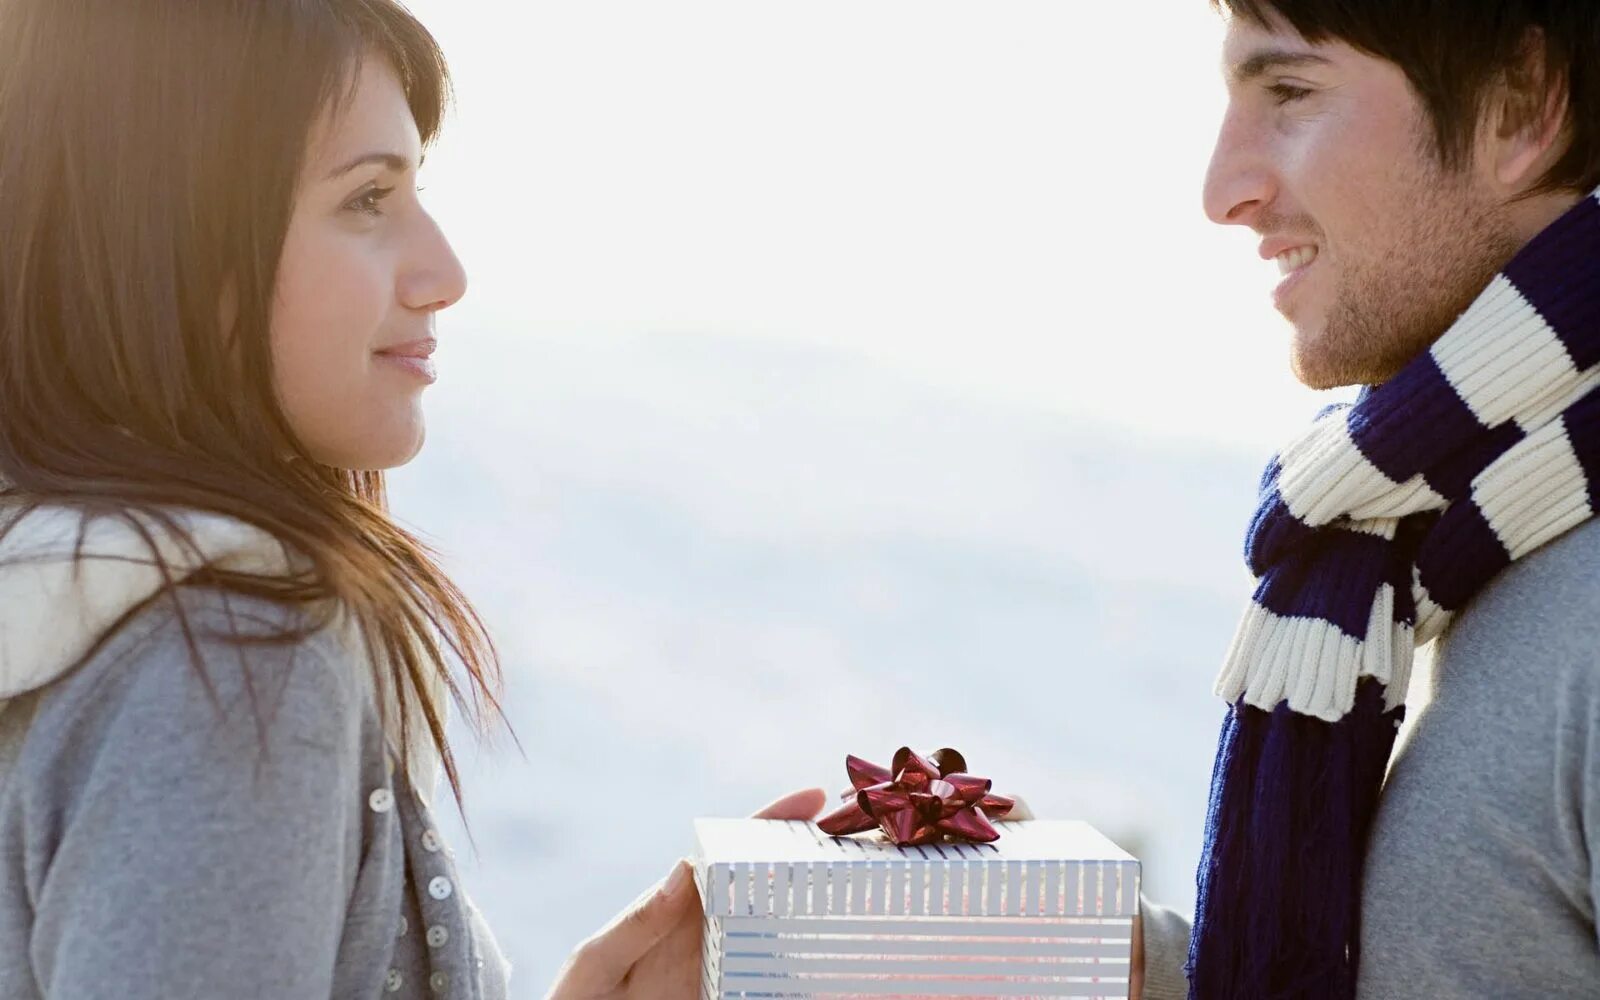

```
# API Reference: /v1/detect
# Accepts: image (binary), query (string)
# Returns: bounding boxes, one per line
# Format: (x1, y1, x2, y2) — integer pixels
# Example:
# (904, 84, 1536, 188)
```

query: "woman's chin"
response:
(305, 419, 426, 472)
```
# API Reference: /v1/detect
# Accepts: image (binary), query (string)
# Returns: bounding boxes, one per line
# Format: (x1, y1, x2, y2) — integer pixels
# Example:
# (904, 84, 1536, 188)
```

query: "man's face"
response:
(1204, 14, 1520, 389)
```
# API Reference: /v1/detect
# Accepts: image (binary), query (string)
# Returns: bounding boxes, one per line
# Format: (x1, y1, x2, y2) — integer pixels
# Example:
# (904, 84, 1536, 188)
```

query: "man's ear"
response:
(1490, 28, 1570, 191)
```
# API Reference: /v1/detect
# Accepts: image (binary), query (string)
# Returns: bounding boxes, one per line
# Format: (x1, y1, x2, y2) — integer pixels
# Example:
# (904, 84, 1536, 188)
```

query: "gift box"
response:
(694, 818, 1140, 999)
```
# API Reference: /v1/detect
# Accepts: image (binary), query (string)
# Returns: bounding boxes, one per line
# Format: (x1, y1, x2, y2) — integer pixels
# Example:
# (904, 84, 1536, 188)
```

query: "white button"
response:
(426, 924, 449, 948)
(430, 970, 450, 993)
(421, 829, 442, 853)
(368, 788, 394, 813)
(384, 968, 403, 992)
(397, 915, 408, 937)
(428, 875, 453, 900)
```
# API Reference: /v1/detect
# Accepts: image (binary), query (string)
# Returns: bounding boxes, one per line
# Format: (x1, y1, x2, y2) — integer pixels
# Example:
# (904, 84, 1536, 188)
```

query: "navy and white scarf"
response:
(1188, 188, 1600, 999)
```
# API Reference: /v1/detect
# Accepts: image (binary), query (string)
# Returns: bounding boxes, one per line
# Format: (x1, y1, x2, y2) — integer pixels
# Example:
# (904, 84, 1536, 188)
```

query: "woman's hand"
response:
(545, 789, 827, 1000)
(1130, 913, 1145, 999)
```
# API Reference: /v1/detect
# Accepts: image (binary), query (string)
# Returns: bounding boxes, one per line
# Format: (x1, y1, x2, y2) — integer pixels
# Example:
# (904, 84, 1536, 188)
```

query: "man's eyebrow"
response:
(1230, 49, 1332, 84)
(324, 151, 412, 182)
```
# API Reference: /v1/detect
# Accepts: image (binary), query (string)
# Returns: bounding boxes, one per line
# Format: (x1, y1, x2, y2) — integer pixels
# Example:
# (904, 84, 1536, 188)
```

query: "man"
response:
(540, 2, 1600, 997)
(1139, 2, 1600, 998)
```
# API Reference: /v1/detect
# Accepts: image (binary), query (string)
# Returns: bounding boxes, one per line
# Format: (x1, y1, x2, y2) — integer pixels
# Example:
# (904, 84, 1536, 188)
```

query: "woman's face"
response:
(270, 56, 466, 471)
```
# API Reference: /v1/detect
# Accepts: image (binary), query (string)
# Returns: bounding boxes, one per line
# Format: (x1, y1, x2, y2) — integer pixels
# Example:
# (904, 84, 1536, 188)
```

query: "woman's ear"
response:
(218, 274, 252, 378)
(217, 275, 240, 340)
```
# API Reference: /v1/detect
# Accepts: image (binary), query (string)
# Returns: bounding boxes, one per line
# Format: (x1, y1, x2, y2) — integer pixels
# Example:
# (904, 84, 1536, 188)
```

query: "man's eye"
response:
(1267, 83, 1312, 105)
(347, 185, 396, 216)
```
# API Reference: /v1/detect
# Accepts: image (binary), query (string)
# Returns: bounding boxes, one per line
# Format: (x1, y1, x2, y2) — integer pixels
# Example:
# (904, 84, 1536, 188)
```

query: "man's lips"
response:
(1259, 239, 1320, 275)
(1271, 248, 1320, 313)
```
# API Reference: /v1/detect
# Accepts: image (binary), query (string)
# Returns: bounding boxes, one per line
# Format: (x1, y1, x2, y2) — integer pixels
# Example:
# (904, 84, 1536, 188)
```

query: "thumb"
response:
(559, 861, 698, 992)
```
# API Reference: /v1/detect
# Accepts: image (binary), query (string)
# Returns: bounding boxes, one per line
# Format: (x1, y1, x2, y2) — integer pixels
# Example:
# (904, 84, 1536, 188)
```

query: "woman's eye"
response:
(347, 185, 396, 217)
(1267, 83, 1312, 105)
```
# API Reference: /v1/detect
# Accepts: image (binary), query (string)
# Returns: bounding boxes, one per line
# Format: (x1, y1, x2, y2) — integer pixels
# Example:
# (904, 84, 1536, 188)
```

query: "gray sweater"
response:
(1142, 516, 1600, 998)
(0, 589, 512, 999)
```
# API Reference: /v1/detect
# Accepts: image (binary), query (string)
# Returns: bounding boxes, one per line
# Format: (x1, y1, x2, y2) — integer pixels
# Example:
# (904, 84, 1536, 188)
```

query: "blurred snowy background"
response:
(383, 1, 1352, 994)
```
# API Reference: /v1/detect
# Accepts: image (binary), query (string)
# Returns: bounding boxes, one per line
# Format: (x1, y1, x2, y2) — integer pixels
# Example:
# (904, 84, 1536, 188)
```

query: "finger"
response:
(752, 787, 828, 821)
(1130, 913, 1145, 1000)
(997, 794, 1034, 822)
(623, 915, 704, 999)
(556, 860, 698, 994)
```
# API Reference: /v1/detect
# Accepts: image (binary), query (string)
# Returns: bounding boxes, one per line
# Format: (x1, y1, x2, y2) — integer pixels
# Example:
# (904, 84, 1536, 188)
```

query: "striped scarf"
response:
(1187, 188, 1600, 999)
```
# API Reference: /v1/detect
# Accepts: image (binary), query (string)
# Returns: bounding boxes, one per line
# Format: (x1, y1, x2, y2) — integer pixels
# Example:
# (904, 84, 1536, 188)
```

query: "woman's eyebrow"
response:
(324, 150, 411, 182)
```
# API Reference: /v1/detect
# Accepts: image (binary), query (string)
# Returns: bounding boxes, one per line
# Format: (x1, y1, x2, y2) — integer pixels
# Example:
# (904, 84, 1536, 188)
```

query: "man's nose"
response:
(1202, 113, 1273, 228)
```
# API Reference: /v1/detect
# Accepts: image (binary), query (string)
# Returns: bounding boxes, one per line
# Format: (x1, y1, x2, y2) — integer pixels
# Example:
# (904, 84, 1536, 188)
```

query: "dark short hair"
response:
(1214, 0, 1600, 195)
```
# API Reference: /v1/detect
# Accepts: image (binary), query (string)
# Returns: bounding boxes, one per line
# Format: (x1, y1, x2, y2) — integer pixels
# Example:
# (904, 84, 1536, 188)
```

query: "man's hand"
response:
(998, 794, 1033, 821)
(989, 796, 1144, 996)
(545, 789, 827, 1000)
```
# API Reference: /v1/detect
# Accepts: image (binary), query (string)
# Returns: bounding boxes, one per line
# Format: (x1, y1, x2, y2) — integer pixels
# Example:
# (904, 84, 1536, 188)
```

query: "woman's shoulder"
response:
(14, 587, 387, 804)
(0, 588, 416, 999)
(55, 584, 366, 705)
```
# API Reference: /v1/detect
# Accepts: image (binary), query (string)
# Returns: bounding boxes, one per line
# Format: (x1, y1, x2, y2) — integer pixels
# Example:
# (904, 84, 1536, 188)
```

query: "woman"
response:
(0, 0, 819, 997)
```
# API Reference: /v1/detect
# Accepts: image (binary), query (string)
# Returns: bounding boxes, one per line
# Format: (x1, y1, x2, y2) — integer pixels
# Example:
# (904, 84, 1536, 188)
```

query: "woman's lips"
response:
(374, 337, 438, 383)
(375, 353, 437, 383)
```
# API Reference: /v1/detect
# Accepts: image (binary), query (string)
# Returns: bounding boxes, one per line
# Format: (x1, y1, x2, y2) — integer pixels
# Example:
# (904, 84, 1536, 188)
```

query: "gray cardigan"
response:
(0, 589, 512, 999)
(1142, 516, 1600, 998)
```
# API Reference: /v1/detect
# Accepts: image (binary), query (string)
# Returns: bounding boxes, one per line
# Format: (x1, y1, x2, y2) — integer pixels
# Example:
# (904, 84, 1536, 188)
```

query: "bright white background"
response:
(384, 2, 1350, 994)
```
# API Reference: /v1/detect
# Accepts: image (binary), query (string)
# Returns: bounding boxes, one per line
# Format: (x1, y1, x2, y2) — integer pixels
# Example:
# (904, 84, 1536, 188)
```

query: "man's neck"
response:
(1361, 187, 1590, 393)
(1506, 188, 1587, 249)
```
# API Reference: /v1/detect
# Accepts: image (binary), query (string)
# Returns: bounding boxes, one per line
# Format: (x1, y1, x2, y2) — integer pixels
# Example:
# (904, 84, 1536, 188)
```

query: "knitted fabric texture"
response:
(1187, 188, 1600, 999)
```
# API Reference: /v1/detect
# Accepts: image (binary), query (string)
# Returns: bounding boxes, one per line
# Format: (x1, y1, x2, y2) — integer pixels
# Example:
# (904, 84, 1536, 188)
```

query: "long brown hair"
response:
(0, 0, 518, 825)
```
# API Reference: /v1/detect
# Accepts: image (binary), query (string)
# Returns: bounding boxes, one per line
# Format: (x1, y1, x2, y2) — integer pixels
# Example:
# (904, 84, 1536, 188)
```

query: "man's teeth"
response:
(1275, 246, 1319, 275)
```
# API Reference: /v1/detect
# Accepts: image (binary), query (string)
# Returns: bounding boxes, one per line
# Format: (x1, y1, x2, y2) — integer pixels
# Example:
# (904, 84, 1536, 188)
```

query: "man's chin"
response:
(1289, 358, 1351, 391)
(1289, 334, 1371, 391)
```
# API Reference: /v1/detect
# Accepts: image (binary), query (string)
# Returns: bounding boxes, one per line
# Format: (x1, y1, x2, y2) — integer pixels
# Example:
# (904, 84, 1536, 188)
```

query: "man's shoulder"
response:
(1449, 516, 1600, 669)
(1486, 515, 1600, 613)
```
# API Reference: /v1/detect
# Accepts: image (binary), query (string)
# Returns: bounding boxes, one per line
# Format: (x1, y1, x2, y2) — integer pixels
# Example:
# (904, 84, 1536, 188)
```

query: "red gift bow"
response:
(816, 747, 1016, 846)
